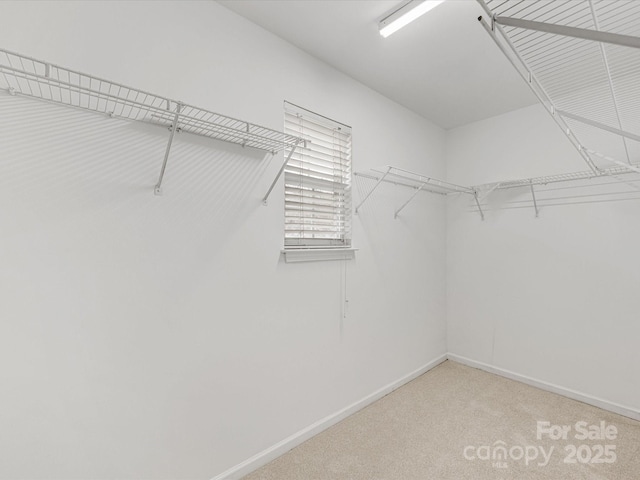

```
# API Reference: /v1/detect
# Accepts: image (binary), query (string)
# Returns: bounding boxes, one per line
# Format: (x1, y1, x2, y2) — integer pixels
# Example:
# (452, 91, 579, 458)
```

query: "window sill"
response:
(281, 248, 357, 263)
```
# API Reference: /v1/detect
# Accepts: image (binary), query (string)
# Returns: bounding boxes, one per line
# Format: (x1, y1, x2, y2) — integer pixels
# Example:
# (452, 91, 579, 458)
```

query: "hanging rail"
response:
(0, 48, 304, 195)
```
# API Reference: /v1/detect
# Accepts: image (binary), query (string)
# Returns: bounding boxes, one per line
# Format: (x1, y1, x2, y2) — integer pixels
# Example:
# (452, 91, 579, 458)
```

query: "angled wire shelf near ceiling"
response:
(355, 166, 479, 218)
(471, 0, 640, 216)
(353, 3, 640, 223)
(0, 48, 304, 197)
(477, 0, 640, 170)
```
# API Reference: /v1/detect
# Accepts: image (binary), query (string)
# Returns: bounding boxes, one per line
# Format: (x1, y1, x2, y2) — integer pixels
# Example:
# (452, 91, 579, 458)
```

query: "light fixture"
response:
(379, 0, 445, 38)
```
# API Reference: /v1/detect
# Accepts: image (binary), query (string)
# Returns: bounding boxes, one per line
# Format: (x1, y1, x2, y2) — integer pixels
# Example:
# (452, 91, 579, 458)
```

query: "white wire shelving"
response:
(468, 0, 640, 217)
(351, 4, 640, 222)
(0, 48, 304, 197)
(355, 161, 640, 220)
(472, 162, 640, 217)
(477, 0, 640, 174)
(356, 3, 640, 221)
(354, 166, 479, 218)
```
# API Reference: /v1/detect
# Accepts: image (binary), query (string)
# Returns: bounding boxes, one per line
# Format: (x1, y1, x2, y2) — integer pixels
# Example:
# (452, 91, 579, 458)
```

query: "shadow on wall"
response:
(0, 92, 272, 248)
(0, 92, 275, 319)
(352, 172, 444, 307)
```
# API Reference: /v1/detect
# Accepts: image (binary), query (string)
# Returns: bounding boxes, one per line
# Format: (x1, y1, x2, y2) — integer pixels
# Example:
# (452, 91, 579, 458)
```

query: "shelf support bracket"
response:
(473, 190, 485, 221)
(355, 166, 392, 214)
(530, 180, 539, 218)
(557, 110, 640, 144)
(154, 103, 182, 195)
(494, 16, 640, 50)
(262, 138, 304, 205)
(394, 181, 427, 219)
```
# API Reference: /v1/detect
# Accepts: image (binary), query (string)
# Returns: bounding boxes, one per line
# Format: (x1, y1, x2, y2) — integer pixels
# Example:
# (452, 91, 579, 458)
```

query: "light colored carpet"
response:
(243, 360, 640, 479)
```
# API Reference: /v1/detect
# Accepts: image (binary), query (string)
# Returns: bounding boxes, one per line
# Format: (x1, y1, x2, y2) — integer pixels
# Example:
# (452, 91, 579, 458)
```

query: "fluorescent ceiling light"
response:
(379, 0, 445, 38)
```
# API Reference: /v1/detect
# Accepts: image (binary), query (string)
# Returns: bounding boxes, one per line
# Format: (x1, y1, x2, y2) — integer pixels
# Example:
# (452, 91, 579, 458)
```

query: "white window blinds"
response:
(284, 102, 352, 249)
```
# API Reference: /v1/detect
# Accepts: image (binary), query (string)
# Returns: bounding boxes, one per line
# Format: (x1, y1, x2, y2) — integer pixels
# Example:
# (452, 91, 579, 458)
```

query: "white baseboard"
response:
(447, 353, 640, 422)
(210, 353, 448, 480)
(212, 352, 638, 480)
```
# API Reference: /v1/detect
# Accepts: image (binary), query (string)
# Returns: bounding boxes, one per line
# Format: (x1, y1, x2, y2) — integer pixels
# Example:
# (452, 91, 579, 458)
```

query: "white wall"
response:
(0, 1, 447, 479)
(446, 103, 640, 415)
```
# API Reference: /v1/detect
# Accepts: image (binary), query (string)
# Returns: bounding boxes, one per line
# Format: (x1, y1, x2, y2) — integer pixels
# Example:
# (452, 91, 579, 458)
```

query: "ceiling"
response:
(217, 0, 538, 130)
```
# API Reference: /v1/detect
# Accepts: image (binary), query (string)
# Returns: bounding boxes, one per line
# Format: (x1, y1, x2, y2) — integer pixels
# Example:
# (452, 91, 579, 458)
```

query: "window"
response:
(284, 102, 352, 251)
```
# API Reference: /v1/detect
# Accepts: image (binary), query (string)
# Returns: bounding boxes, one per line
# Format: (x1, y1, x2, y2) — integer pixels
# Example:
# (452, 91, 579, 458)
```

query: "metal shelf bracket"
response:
(355, 166, 392, 214)
(394, 181, 427, 219)
(262, 138, 304, 206)
(473, 190, 485, 221)
(530, 180, 539, 218)
(154, 103, 182, 196)
(494, 16, 640, 50)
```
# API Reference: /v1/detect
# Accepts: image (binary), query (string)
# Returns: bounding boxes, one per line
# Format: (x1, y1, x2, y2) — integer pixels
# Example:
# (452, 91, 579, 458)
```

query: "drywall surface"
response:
(0, 1, 446, 479)
(446, 103, 640, 414)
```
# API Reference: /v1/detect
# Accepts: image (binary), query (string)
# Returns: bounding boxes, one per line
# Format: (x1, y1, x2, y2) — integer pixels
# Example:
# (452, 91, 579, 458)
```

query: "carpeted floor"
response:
(243, 360, 640, 479)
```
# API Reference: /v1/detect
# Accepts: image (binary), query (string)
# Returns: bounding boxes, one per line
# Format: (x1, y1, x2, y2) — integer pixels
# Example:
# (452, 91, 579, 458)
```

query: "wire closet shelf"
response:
(354, 166, 476, 218)
(477, 0, 640, 174)
(354, 3, 640, 222)
(0, 48, 304, 196)
(468, 0, 640, 217)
